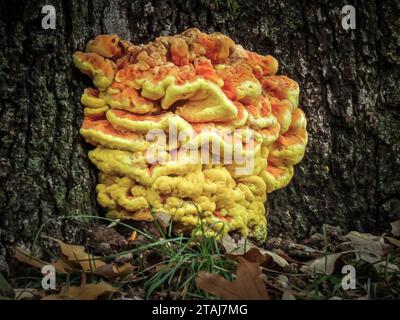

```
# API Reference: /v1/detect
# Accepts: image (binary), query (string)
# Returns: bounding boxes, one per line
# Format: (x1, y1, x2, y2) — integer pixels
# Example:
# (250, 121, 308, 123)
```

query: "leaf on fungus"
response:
(42, 281, 118, 300)
(196, 256, 269, 300)
(154, 211, 171, 230)
(130, 210, 154, 221)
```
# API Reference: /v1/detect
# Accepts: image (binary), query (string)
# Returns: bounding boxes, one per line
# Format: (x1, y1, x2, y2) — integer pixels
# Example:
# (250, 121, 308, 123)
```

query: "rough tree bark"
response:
(0, 0, 399, 273)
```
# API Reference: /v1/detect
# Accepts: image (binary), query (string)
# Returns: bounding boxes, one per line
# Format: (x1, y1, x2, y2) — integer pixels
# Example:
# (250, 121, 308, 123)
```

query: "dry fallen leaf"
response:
(15, 247, 70, 274)
(222, 235, 266, 264)
(222, 235, 288, 266)
(42, 281, 117, 300)
(385, 236, 400, 248)
(282, 290, 296, 300)
(263, 249, 289, 268)
(222, 235, 255, 255)
(14, 288, 41, 300)
(240, 247, 267, 264)
(275, 274, 290, 289)
(343, 232, 399, 274)
(390, 220, 400, 237)
(94, 263, 134, 279)
(14, 247, 48, 270)
(50, 238, 106, 272)
(301, 253, 344, 275)
(345, 232, 384, 259)
(196, 256, 269, 300)
(51, 259, 73, 274)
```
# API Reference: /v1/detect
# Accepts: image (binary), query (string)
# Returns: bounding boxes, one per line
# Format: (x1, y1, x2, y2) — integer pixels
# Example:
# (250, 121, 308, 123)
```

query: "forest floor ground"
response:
(2, 214, 400, 300)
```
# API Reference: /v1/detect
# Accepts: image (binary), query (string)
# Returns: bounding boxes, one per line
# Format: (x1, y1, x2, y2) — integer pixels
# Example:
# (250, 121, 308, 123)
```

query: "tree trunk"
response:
(1, 0, 399, 273)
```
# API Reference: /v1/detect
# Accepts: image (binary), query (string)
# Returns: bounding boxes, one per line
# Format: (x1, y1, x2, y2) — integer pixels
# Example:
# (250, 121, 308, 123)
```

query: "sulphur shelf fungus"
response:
(73, 29, 308, 241)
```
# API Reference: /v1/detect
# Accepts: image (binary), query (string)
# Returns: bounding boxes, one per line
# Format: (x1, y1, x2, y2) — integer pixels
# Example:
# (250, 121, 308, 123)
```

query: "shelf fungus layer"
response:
(73, 29, 308, 241)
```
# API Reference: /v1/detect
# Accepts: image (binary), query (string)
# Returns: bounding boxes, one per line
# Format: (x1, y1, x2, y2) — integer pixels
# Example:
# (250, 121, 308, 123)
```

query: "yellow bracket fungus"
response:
(73, 29, 308, 241)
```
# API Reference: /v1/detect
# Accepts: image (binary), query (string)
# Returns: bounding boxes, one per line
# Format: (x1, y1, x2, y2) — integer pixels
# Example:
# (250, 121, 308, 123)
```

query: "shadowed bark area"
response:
(0, 0, 399, 272)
